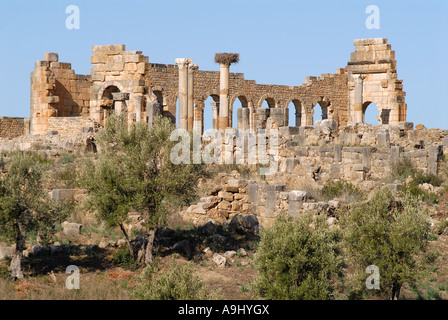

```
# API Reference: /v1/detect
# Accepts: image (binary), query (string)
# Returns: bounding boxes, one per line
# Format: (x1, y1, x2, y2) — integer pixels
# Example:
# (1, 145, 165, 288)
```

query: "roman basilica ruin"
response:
(21, 37, 406, 136)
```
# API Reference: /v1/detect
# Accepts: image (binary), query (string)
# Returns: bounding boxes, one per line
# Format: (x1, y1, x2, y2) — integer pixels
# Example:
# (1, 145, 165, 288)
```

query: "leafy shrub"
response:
(112, 248, 139, 271)
(341, 188, 431, 300)
(130, 259, 220, 300)
(390, 157, 417, 180)
(426, 286, 442, 300)
(321, 179, 364, 202)
(401, 182, 438, 204)
(251, 214, 343, 300)
(437, 219, 448, 235)
(413, 171, 443, 187)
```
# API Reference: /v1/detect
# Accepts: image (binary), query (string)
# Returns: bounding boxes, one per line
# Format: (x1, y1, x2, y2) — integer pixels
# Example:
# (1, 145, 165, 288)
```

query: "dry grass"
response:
(215, 53, 240, 65)
(0, 268, 133, 300)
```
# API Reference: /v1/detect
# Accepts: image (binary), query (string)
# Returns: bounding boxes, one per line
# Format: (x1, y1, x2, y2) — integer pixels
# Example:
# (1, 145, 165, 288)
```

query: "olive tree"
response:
(0, 151, 66, 279)
(82, 114, 204, 265)
(341, 188, 431, 300)
(252, 213, 343, 300)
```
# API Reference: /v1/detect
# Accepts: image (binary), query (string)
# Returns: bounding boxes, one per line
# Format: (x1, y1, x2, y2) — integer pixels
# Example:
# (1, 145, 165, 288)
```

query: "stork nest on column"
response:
(215, 53, 240, 65)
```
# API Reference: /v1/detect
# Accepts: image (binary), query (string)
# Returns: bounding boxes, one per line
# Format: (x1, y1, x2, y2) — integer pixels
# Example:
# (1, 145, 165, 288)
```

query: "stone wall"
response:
(46, 116, 99, 136)
(29, 38, 404, 136)
(30, 52, 92, 135)
(0, 117, 30, 139)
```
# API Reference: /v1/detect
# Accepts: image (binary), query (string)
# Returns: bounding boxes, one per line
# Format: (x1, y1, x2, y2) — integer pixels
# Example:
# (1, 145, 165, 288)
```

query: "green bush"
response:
(112, 248, 140, 271)
(341, 188, 431, 300)
(401, 182, 438, 205)
(321, 179, 364, 202)
(130, 259, 220, 300)
(390, 157, 417, 180)
(413, 171, 443, 187)
(251, 214, 343, 300)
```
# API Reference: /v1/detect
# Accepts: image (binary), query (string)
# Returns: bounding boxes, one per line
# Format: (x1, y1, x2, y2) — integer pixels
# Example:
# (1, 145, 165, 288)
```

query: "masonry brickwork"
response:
(25, 38, 406, 137)
(0, 117, 30, 139)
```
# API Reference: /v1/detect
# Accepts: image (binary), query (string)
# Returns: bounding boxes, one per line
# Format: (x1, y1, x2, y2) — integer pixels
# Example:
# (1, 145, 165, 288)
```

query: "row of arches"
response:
(175, 96, 382, 132)
(97, 83, 383, 131)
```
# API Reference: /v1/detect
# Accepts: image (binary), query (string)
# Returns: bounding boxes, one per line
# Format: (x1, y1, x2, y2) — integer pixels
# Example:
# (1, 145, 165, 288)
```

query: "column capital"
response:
(134, 94, 144, 103)
(353, 74, 366, 83)
(188, 63, 198, 71)
(210, 101, 219, 111)
(175, 58, 192, 68)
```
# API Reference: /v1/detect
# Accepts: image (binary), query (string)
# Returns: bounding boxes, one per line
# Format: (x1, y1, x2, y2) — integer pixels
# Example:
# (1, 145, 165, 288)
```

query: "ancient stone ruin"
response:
(0, 37, 407, 137)
(0, 37, 447, 227)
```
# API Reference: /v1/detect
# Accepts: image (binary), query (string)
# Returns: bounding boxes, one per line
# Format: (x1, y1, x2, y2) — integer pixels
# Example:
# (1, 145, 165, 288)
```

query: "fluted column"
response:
(175, 58, 192, 130)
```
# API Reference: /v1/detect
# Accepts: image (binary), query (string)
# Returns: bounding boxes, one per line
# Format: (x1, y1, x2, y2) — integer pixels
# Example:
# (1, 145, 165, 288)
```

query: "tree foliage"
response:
(341, 188, 431, 300)
(130, 259, 220, 300)
(252, 214, 343, 300)
(0, 151, 66, 278)
(82, 114, 205, 264)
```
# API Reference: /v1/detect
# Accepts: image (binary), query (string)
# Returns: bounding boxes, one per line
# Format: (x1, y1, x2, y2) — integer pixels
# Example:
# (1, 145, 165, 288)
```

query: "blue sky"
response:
(0, 0, 447, 129)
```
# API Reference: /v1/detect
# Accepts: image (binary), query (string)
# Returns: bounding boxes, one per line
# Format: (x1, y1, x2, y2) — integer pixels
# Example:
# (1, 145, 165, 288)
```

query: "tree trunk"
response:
(391, 284, 401, 300)
(10, 227, 25, 280)
(119, 223, 134, 259)
(137, 228, 157, 266)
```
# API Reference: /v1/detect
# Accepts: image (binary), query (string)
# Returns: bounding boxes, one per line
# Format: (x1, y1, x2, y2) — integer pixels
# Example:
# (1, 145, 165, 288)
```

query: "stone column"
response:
(193, 101, 203, 136)
(187, 63, 198, 130)
(175, 58, 192, 130)
(146, 95, 161, 128)
(135, 95, 144, 122)
(218, 63, 230, 130)
(248, 101, 255, 130)
(211, 102, 219, 131)
(354, 75, 365, 123)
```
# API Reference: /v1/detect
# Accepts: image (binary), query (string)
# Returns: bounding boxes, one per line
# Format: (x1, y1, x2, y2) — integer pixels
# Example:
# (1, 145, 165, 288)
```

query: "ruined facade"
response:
(24, 38, 406, 136)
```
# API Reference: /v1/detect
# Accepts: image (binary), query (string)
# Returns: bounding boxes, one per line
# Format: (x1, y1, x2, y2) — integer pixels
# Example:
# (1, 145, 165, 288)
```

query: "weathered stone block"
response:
(248, 183, 258, 203)
(44, 52, 59, 62)
(377, 130, 390, 148)
(289, 190, 307, 201)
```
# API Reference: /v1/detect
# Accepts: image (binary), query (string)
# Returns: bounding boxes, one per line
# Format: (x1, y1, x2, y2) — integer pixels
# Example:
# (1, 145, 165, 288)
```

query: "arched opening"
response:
(231, 96, 249, 129)
(312, 101, 328, 125)
(363, 102, 381, 125)
(100, 85, 120, 126)
(203, 95, 219, 132)
(288, 100, 303, 127)
(260, 97, 275, 109)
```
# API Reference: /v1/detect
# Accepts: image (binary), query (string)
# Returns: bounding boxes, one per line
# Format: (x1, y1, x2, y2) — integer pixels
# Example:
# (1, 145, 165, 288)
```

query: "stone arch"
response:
(202, 94, 220, 132)
(286, 98, 304, 127)
(97, 81, 126, 100)
(230, 95, 250, 129)
(257, 95, 276, 109)
(230, 93, 249, 108)
(311, 97, 331, 124)
(362, 101, 384, 125)
(202, 89, 220, 101)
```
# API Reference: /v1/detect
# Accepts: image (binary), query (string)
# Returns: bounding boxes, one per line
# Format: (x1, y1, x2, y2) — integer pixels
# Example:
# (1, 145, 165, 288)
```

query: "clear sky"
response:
(0, 0, 447, 129)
